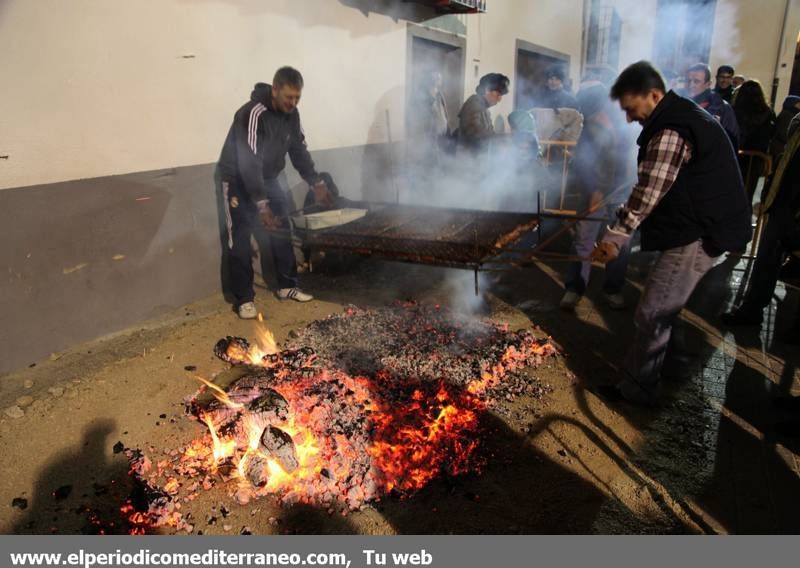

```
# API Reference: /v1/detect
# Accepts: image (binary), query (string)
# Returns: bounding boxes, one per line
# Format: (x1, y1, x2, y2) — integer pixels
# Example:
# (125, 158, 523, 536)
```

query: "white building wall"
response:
(0, 0, 586, 191)
(0, 1, 412, 190)
(709, 0, 800, 108)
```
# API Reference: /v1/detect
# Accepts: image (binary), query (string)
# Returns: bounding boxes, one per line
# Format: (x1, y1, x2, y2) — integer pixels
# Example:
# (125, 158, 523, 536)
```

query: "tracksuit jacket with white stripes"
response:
(216, 83, 319, 203)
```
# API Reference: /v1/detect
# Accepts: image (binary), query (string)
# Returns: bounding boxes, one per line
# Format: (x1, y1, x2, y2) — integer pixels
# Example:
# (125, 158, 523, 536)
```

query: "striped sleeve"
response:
(235, 102, 268, 202)
(247, 103, 267, 154)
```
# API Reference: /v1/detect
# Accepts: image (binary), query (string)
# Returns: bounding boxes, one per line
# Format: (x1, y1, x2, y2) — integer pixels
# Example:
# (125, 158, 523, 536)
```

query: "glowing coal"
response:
(125, 303, 556, 532)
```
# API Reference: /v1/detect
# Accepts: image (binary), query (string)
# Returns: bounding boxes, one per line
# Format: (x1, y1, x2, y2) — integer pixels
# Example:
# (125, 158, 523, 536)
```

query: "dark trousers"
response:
(741, 207, 796, 311)
(221, 178, 298, 306)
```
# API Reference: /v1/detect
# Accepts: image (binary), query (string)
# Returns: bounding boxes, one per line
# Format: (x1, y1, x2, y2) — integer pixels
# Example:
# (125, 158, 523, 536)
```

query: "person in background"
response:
(458, 73, 510, 154)
(408, 69, 451, 195)
(508, 109, 541, 159)
(667, 71, 687, 95)
(721, 115, 800, 336)
(732, 74, 746, 89)
(501, 109, 544, 211)
(216, 67, 329, 319)
(560, 83, 631, 311)
(685, 63, 740, 149)
(538, 65, 578, 110)
(770, 95, 800, 161)
(592, 61, 750, 407)
(714, 64, 736, 102)
(732, 80, 776, 202)
(412, 70, 450, 148)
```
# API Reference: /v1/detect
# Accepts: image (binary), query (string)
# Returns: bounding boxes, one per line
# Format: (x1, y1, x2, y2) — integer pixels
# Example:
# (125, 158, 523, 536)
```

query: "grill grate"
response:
(298, 205, 538, 268)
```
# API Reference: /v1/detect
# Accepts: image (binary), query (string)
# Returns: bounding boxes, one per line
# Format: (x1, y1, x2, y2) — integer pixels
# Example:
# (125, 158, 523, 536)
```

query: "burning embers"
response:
(127, 303, 555, 532)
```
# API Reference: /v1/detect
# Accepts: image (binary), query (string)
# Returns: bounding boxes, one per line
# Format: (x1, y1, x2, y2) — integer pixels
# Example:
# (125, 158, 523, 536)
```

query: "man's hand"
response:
(258, 205, 282, 230)
(591, 240, 620, 265)
(311, 180, 334, 207)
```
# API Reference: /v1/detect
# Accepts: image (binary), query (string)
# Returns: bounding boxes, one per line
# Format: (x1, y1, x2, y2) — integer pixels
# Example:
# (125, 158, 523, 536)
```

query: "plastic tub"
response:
(292, 208, 368, 230)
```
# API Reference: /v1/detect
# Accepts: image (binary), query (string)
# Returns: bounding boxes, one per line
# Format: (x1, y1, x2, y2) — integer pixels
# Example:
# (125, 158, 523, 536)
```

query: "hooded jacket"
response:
(217, 83, 319, 203)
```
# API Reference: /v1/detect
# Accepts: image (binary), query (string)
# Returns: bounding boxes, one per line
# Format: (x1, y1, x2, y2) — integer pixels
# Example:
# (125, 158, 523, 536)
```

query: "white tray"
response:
(292, 208, 368, 230)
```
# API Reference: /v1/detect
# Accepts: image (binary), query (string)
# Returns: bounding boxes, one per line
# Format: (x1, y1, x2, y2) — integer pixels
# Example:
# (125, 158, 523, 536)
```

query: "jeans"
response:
(564, 204, 631, 295)
(221, 178, 298, 306)
(619, 239, 717, 404)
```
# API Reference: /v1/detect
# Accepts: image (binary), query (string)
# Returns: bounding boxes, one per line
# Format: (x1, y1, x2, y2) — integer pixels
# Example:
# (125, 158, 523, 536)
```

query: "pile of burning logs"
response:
(124, 303, 556, 533)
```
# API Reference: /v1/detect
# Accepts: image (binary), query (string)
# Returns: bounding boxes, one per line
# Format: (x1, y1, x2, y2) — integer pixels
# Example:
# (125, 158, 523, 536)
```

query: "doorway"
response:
(514, 40, 571, 110)
(406, 26, 466, 135)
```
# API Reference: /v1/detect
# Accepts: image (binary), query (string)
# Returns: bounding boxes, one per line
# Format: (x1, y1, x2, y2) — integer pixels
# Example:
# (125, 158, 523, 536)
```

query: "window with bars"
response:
(586, 4, 622, 70)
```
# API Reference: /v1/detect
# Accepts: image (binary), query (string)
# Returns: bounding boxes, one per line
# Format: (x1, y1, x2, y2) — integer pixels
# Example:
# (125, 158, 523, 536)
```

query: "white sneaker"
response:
(603, 292, 626, 310)
(238, 301, 258, 319)
(559, 291, 581, 311)
(276, 287, 314, 302)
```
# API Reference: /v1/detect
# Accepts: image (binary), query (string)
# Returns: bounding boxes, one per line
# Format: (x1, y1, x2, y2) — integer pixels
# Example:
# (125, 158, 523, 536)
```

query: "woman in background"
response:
(733, 80, 776, 202)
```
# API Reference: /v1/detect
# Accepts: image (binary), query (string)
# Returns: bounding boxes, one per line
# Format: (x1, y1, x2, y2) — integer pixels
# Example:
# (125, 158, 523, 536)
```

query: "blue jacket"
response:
(692, 89, 740, 149)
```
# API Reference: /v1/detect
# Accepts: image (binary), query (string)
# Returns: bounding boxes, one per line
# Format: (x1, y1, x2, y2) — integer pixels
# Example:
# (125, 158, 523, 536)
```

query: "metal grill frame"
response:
(295, 204, 540, 271)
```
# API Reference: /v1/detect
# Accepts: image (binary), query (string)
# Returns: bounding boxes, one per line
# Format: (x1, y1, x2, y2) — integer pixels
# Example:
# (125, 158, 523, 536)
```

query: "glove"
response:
(256, 201, 282, 230)
(311, 180, 335, 207)
(591, 240, 619, 265)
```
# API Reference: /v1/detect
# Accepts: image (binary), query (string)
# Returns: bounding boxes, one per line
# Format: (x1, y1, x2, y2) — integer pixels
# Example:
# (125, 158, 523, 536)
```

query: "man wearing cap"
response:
(216, 66, 331, 319)
(538, 66, 578, 110)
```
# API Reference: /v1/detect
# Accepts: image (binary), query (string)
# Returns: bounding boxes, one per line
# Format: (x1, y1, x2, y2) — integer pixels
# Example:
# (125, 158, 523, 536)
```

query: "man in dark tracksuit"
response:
(216, 67, 329, 319)
(593, 61, 751, 406)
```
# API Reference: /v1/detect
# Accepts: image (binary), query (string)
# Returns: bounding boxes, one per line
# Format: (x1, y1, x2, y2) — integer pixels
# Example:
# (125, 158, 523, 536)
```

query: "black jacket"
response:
(714, 85, 734, 103)
(637, 91, 751, 253)
(217, 83, 319, 202)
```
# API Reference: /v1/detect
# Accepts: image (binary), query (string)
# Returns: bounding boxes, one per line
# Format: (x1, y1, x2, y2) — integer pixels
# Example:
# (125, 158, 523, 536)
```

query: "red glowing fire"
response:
(124, 304, 555, 532)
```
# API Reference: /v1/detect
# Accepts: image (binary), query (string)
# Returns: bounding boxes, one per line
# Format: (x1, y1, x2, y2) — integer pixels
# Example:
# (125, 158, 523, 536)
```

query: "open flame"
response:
(128, 305, 556, 531)
(203, 415, 236, 463)
(244, 313, 279, 365)
(197, 377, 323, 500)
(190, 331, 549, 506)
(195, 375, 243, 411)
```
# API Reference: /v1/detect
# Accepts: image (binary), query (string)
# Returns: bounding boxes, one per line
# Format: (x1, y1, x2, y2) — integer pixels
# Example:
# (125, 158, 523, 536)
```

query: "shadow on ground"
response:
(11, 419, 138, 534)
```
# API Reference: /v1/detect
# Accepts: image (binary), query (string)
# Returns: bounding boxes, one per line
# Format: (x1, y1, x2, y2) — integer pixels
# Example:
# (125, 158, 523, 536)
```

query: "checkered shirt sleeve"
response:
(610, 129, 692, 236)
